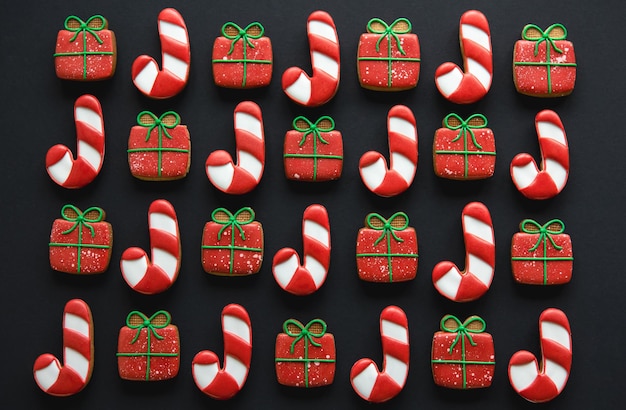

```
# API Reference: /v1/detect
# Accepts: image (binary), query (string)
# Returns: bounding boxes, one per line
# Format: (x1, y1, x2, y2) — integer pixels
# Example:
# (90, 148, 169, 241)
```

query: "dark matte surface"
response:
(1, 0, 624, 408)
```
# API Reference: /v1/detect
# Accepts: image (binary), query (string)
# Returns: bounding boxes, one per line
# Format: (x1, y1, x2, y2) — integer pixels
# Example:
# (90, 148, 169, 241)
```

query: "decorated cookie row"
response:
(50, 201, 574, 296)
(34, 300, 572, 403)
(54, 9, 576, 102)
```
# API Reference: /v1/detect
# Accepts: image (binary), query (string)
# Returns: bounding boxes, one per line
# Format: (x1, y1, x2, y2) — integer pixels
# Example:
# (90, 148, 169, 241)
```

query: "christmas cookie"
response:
(275, 318, 335, 387)
(212, 22, 273, 88)
(356, 212, 418, 283)
(431, 315, 495, 389)
(511, 219, 573, 285)
(513, 24, 576, 97)
(117, 310, 180, 381)
(357, 18, 421, 91)
(54, 15, 116, 81)
(201, 207, 263, 276)
(284, 116, 343, 181)
(49, 204, 113, 274)
(433, 113, 496, 180)
(127, 110, 191, 181)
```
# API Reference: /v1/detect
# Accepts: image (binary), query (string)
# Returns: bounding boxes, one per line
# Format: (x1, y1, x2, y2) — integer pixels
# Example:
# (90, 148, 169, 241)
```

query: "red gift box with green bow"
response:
(54, 15, 116, 80)
(49, 204, 112, 274)
(511, 219, 573, 285)
(513, 24, 577, 96)
(201, 207, 263, 276)
(431, 315, 495, 389)
(117, 311, 180, 381)
(356, 212, 418, 282)
(275, 319, 336, 388)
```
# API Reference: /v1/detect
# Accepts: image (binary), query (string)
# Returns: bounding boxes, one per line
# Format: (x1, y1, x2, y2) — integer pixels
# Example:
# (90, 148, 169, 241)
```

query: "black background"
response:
(2, 0, 625, 408)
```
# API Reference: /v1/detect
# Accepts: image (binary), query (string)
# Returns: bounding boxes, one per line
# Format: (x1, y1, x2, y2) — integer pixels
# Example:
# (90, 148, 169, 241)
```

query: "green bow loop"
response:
(64, 15, 107, 44)
(366, 212, 409, 246)
(222, 22, 265, 55)
(283, 319, 327, 353)
(126, 311, 171, 344)
(522, 24, 567, 56)
(211, 207, 255, 241)
(293, 116, 335, 146)
(521, 219, 565, 252)
(444, 113, 488, 150)
(367, 18, 411, 55)
(137, 111, 180, 142)
(60, 205, 104, 237)
(440, 315, 486, 354)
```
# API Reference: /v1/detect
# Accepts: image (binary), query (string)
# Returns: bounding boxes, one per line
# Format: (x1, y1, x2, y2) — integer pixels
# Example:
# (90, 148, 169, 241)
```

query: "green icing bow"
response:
(444, 113, 488, 150)
(367, 18, 412, 55)
(64, 15, 107, 44)
(222, 22, 265, 55)
(283, 319, 327, 353)
(212, 207, 256, 241)
(293, 116, 335, 146)
(520, 219, 565, 252)
(60, 204, 104, 237)
(440, 315, 486, 354)
(137, 111, 180, 142)
(366, 212, 409, 246)
(522, 24, 568, 56)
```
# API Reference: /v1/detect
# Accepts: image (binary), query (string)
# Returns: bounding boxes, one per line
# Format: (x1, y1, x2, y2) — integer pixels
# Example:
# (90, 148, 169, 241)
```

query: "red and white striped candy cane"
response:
(192, 304, 252, 400)
(432, 202, 495, 302)
(33, 299, 94, 396)
(45, 94, 105, 189)
(206, 101, 265, 195)
(350, 306, 410, 403)
(282, 10, 340, 107)
(435, 10, 492, 104)
(510, 110, 569, 200)
(132, 8, 190, 99)
(359, 105, 418, 197)
(120, 199, 181, 294)
(272, 204, 330, 296)
(508, 308, 572, 403)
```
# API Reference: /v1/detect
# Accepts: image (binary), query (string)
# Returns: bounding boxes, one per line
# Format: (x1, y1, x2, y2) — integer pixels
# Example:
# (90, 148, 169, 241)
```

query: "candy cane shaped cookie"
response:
(206, 102, 265, 195)
(46, 95, 104, 189)
(508, 308, 572, 403)
(350, 306, 410, 403)
(282, 11, 340, 107)
(192, 304, 252, 400)
(359, 105, 418, 197)
(435, 10, 492, 104)
(132, 8, 190, 99)
(272, 204, 330, 296)
(510, 110, 569, 200)
(33, 299, 94, 396)
(432, 202, 495, 302)
(120, 199, 181, 294)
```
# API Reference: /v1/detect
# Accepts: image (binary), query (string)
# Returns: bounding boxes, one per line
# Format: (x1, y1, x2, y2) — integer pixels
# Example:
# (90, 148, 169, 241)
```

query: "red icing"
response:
(212, 36, 273, 88)
(433, 127, 495, 180)
(511, 231, 572, 285)
(55, 26, 116, 81)
(49, 217, 112, 274)
(513, 40, 576, 97)
(356, 226, 417, 283)
(284, 129, 343, 181)
(275, 328, 335, 387)
(128, 123, 190, 180)
(201, 220, 263, 276)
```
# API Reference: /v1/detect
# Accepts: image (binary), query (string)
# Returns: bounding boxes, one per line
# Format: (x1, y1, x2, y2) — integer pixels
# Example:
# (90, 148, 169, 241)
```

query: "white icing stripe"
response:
(152, 248, 178, 280)
(47, 151, 73, 185)
(308, 20, 337, 43)
(65, 347, 89, 381)
(466, 58, 491, 89)
(224, 315, 251, 344)
(537, 121, 566, 145)
(467, 254, 493, 287)
(360, 157, 386, 190)
(381, 320, 408, 344)
(64, 313, 90, 338)
(235, 112, 263, 140)
(207, 163, 235, 190)
(461, 24, 491, 51)
(284, 72, 311, 104)
(304, 255, 327, 287)
(388, 117, 416, 142)
(545, 159, 568, 190)
(390, 152, 415, 184)
(75, 107, 103, 134)
(34, 360, 61, 391)
(384, 354, 408, 386)
(163, 53, 188, 81)
(121, 256, 148, 287)
(238, 151, 263, 181)
(225, 355, 248, 387)
(541, 321, 571, 350)
(463, 215, 494, 244)
(435, 267, 462, 299)
(303, 220, 329, 247)
(544, 359, 569, 392)
(133, 61, 159, 94)
(273, 253, 299, 287)
(436, 66, 463, 97)
(193, 362, 218, 389)
(511, 162, 539, 190)
(509, 361, 538, 391)
(159, 20, 188, 44)
(149, 213, 177, 236)
(312, 51, 339, 79)
(77, 141, 102, 171)
(351, 363, 378, 399)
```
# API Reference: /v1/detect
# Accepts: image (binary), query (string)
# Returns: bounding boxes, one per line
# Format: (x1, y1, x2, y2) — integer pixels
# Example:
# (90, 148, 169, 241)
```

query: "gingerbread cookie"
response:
(49, 205, 113, 274)
(513, 24, 576, 97)
(212, 22, 273, 88)
(357, 18, 420, 91)
(128, 111, 191, 181)
(117, 310, 180, 381)
(54, 15, 116, 81)
(433, 113, 496, 180)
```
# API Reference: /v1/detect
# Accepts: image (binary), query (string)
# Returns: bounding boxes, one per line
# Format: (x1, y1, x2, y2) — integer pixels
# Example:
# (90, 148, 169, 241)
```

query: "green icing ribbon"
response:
(116, 311, 178, 381)
(212, 22, 272, 87)
(53, 15, 114, 80)
(283, 116, 342, 181)
(511, 219, 573, 285)
(49, 205, 109, 273)
(127, 111, 189, 178)
(275, 319, 335, 388)
(431, 315, 495, 389)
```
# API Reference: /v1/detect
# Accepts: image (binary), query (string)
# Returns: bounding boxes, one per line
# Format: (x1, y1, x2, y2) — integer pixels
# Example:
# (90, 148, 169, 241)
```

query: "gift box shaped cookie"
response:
(54, 15, 116, 81)
(49, 204, 113, 274)
(433, 113, 496, 180)
(357, 18, 421, 91)
(284, 116, 343, 182)
(117, 310, 180, 381)
(201, 207, 264, 276)
(275, 319, 336, 388)
(513, 24, 576, 97)
(431, 315, 495, 389)
(356, 212, 418, 283)
(212, 22, 273, 88)
(128, 111, 191, 181)
(511, 219, 573, 285)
